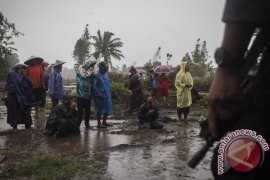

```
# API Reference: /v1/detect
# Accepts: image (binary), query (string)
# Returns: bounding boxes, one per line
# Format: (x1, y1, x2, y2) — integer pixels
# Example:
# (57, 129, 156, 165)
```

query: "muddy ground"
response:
(0, 103, 213, 180)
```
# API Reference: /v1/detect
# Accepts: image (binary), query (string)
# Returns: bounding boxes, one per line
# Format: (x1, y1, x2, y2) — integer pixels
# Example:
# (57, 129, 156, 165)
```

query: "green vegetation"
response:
(92, 30, 124, 68)
(0, 154, 101, 180)
(110, 82, 129, 99)
(73, 24, 92, 66)
(109, 72, 129, 99)
(0, 11, 23, 80)
(192, 110, 208, 117)
(168, 39, 215, 93)
(73, 25, 124, 70)
(0, 147, 16, 156)
(196, 93, 208, 107)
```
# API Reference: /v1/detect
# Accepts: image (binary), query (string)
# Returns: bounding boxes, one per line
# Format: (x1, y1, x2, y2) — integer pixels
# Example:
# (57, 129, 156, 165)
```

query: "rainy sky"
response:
(1, 0, 226, 68)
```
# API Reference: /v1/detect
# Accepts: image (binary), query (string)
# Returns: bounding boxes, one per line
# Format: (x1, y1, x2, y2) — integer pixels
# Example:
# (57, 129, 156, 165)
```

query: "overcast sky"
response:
(2, 0, 226, 69)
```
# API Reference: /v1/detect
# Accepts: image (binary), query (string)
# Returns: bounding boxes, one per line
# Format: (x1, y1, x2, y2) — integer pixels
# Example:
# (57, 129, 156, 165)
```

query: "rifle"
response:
(188, 27, 270, 169)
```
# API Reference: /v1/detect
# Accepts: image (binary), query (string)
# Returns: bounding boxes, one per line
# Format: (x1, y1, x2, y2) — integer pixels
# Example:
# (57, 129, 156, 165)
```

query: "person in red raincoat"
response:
(158, 73, 170, 106)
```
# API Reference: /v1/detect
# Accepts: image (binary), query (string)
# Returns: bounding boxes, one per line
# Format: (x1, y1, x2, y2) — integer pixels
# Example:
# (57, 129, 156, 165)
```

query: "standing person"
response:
(20, 66, 35, 128)
(25, 57, 43, 118)
(40, 61, 50, 108)
(138, 95, 163, 129)
(48, 60, 65, 110)
(5, 64, 35, 129)
(127, 66, 144, 113)
(76, 60, 96, 129)
(93, 61, 113, 128)
(175, 59, 193, 123)
(149, 69, 159, 99)
(158, 73, 170, 106)
(208, 1, 270, 179)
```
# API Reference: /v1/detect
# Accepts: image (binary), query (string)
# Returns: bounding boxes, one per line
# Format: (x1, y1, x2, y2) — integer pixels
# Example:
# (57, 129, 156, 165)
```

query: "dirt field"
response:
(0, 102, 213, 180)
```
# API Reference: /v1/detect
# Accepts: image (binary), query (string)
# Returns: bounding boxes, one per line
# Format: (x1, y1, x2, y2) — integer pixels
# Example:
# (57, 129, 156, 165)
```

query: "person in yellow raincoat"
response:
(175, 58, 193, 123)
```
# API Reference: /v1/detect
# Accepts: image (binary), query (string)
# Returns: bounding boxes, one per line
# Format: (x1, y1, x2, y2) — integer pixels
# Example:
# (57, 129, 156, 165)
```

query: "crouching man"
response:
(45, 95, 79, 137)
(138, 95, 163, 129)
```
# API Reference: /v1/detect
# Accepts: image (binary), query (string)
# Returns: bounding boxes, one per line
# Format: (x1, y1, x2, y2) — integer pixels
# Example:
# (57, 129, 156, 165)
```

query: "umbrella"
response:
(41, 61, 49, 67)
(137, 68, 146, 74)
(24, 56, 44, 65)
(154, 65, 174, 73)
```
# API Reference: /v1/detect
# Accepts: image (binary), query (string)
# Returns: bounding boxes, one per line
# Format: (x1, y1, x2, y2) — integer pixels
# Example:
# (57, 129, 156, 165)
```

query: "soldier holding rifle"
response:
(208, 0, 270, 179)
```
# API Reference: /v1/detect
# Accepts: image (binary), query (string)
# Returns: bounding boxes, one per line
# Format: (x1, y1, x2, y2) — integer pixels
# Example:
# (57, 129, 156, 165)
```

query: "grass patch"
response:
(0, 147, 16, 156)
(0, 154, 101, 180)
(192, 110, 208, 117)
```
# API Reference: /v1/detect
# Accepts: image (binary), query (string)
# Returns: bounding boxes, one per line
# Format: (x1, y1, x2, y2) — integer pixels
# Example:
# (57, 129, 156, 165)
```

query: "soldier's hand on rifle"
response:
(208, 67, 241, 137)
(207, 23, 254, 137)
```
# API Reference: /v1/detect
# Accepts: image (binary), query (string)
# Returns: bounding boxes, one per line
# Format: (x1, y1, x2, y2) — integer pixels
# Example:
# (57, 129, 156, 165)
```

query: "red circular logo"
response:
(226, 137, 262, 172)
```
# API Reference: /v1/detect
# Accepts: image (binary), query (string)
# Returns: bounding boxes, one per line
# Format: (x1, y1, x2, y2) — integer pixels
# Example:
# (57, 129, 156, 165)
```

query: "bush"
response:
(193, 76, 213, 92)
(196, 93, 208, 107)
(110, 82, 129, 99)
(108, 72, 129, 84)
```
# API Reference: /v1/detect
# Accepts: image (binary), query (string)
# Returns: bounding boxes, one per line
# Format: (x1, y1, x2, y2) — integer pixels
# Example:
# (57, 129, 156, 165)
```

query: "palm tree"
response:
(92, 30, 124, 68)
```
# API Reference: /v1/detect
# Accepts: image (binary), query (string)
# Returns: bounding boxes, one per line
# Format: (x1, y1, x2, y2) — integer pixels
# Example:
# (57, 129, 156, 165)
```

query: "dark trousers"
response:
(40, 89, 47, 107)
(51, 99, 59, 110)
(77, 96, 91, 127)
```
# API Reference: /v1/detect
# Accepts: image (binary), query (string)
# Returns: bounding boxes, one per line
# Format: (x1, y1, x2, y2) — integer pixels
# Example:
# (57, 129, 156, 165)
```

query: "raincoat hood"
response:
(179, 61, 187, 74)
(129, 66, 137, 74)
(99, 61, 108, 74)
(60, 95, 76, 106)
(12, 63, 26, 70)
(78, 60, 96, 78)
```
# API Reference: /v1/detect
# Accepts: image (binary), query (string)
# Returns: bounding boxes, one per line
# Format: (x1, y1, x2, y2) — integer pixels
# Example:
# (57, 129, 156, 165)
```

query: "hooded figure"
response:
(48, 60, 66, 109)
(149, 69, 159, 98)
(126, 66, 144, 113)
(45, 95, 78, 136)
(5, 64, 35, 129)
(92, 61, 113, 128)
(175, 59, 193, 122)
(76, 60, 96, 129)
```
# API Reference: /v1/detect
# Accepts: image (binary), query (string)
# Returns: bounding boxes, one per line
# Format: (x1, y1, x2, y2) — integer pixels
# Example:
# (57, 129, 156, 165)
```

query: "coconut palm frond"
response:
(92, 30, 124, 68)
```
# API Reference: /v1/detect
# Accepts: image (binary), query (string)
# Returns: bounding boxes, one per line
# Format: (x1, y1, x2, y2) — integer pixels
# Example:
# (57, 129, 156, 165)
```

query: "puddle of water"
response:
(106, 121, 213, 180)
(0, 105, 213, 180)
(0, 136, 7, 149)
(0, 106, 11, 131)
(107, 144, 213, 180)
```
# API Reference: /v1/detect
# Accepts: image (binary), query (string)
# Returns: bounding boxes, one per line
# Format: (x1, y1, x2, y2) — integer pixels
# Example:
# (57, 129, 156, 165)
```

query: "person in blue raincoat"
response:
(48, 60, 65, 110)
(5, 64, 35, 129)
(93, 61, 113, 128)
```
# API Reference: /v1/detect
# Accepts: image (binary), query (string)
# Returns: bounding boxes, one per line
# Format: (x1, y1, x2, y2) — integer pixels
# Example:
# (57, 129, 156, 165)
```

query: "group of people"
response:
(45, 60, 114, 136)
(149, 70, 171, 106)
(4, 57, 66, 130)
(127, 58, 194, 129)
(4, 54, 194, 135)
